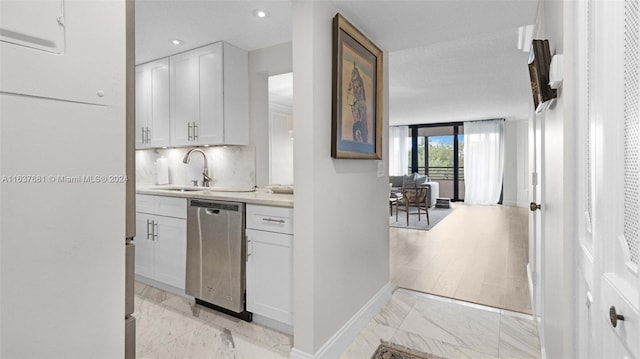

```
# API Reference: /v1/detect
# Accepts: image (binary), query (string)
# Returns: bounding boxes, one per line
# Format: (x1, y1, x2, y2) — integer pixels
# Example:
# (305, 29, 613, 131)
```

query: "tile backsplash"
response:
(136, 145, 256, 189)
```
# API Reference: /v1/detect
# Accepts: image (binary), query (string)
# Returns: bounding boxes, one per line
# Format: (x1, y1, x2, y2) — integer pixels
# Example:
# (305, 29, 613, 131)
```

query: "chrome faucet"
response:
(182, 148, 212, 187)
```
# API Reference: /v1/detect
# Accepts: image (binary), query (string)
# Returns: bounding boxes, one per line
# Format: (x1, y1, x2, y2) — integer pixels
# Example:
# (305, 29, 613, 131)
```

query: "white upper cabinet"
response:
(170, 42, 249, 146)
(136, 58, 170, 149)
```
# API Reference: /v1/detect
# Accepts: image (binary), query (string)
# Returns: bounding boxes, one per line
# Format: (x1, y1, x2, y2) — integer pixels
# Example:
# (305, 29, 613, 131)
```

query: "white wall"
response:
(269, 108, 294, 185)
(249, 42, 293, 187)
(503, 119, 529, 208)
(536, 0, 577, 357)
(291, 1, 390, 355)
(0, 1, 127, 357)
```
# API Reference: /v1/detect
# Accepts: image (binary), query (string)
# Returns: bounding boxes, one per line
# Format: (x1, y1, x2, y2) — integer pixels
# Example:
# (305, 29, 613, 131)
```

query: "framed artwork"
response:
(331, 13, 383, 159)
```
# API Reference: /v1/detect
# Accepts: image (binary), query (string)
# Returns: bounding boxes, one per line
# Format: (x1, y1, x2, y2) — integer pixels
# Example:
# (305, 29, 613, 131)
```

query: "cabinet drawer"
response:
(246, 205, 293, 234)
(136, 194, 155, 214)
(155, 196, 187, 219)
(135, 194, 186, 219)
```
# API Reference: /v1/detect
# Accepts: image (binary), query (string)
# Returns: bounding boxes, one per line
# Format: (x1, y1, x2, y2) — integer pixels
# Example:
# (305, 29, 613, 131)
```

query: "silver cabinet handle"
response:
(146, 127, 151, 144)
(188, 122, 193, 141)
(262, 217, 285, 224)
(146, 219, 152, 240)
(142, 127, 149, 144)
(194, 122, 198, 141)
(246, 235, 251, 262)
(153, 221, 158, 241)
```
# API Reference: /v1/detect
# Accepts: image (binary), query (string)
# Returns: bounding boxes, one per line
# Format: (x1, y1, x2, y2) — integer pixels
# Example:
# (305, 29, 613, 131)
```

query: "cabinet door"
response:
(246, 229, 293, 324)
(170, 51, 197, 146)
(193, 43, 224, 145)
(134, 213, 154, 279)
(154, 216, 187, 290)
(147, 58, 170, 147)
(135, 65, 150, 149)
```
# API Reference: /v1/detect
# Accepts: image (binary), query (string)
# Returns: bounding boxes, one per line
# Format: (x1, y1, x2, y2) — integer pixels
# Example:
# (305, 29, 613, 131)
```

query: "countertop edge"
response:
(136, 188, 294, 208)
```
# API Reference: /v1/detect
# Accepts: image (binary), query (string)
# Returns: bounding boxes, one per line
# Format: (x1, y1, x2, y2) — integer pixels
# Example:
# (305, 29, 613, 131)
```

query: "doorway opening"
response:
(390, 120, 532, 314)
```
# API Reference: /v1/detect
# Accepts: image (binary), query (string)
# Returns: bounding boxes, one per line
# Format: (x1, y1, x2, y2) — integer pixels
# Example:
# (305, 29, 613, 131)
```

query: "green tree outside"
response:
(407, 135, 465, 178)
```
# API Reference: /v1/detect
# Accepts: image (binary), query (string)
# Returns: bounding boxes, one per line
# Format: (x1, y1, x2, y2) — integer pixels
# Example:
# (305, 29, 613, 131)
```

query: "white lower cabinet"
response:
(246, 205, 293, 325)
(135, 195, 187, 290)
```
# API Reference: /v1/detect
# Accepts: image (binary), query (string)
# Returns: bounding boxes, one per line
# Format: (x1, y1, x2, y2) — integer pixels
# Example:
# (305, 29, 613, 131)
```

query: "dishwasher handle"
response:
(205, 208, 220, 215)
(190, 199, 241, 212)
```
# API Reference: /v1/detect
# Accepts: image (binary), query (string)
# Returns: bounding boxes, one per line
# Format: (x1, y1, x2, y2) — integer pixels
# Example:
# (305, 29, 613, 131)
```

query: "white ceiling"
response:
(136, 0, 539, 126)
(135, 0, 292, 64)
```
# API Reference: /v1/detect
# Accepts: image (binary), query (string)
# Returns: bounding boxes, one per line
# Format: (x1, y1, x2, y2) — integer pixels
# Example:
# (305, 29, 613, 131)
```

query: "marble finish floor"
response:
(341, 288, 541, 359)
(134, 282, 292, 358)
(391, 204, 532, 314)
(135, 281, 539, 359)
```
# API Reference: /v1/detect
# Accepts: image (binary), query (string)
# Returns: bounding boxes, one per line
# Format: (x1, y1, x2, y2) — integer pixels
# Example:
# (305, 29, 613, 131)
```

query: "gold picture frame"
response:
(331, 13, 383, 159)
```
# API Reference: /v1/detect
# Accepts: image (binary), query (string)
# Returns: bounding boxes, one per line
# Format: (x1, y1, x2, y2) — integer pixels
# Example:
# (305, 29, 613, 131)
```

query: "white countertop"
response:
(136, 185, 293, 208)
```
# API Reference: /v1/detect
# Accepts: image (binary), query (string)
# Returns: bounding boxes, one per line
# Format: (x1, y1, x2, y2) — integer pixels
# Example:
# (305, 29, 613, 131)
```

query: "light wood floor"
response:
(390, 203, 532, 314)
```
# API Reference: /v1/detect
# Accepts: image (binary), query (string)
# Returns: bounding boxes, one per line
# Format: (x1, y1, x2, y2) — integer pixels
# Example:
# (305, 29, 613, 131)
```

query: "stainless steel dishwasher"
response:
(186, 199, 252, 321)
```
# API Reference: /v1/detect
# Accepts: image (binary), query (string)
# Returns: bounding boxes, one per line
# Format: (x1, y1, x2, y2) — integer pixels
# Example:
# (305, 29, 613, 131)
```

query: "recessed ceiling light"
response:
(253, 9, 269, 18)
(169, 39, 183, 45)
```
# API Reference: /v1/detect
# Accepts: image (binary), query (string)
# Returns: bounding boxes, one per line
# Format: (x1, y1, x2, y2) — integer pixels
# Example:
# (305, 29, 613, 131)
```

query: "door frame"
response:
(528, 108, 545, 354)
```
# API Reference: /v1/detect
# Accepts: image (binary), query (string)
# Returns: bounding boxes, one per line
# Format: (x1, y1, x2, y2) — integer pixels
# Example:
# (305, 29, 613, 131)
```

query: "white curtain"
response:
(389, 126, 409, 175)
(464, 119, 505, 204)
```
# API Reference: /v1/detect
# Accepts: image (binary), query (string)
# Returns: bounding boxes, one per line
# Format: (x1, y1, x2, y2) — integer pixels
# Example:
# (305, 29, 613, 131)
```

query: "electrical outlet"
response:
(377, 161, 384, 177)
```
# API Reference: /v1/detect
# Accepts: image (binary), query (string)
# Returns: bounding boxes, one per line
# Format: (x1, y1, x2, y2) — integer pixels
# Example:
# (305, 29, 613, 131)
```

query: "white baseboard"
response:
(290, 348, 315, 359)
(526, 263, 534, 312)
(289, 282, 394, 359)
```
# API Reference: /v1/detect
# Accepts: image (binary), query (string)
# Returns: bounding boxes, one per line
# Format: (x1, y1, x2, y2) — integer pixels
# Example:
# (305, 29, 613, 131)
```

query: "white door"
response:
(590, 0, 640, 357)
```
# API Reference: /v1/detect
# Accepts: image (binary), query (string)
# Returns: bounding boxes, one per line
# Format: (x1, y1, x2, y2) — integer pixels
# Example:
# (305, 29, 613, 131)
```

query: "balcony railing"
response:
(409, 166, 465, 181)
(407, 166, 465, 200)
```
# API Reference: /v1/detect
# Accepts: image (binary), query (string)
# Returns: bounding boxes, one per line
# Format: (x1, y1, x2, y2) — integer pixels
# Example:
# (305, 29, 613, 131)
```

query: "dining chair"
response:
(400, 186, 430, 225)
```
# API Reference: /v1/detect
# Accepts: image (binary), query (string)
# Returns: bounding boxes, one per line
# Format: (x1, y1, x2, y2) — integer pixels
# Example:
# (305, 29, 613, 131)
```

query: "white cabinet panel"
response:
(136, 194, 155, 214)
(247, 205, 293, 234)
(246, 203, 294, 325)
(155, 196, 187, 219)
(136, 194, 186, 218)
(169, 42, 248, 147)
(154, 216, 187, 290)
(136, 58, 170, 149)
(170, 51, 196, 146)
(135, 213, 154, 279)
(135, 65, 150, 149)
(135, 195, 187, 291)
(148, 59, 171, 147)
(246, 229, 293, 325)
(195, 44, 224, 144)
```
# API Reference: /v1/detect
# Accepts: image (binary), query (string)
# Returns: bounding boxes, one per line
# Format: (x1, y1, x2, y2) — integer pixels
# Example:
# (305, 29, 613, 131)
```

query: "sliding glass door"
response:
(409, 123, 465, 201)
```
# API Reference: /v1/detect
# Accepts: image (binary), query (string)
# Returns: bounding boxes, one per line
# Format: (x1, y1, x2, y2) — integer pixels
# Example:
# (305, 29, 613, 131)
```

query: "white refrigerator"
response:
(0, 0, 136, 357)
